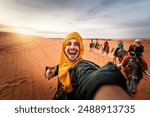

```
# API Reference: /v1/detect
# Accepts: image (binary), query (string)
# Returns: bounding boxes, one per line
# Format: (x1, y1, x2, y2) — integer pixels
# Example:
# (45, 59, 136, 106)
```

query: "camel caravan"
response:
(89, 38, 115, 56)
(89, 38, 150, 95)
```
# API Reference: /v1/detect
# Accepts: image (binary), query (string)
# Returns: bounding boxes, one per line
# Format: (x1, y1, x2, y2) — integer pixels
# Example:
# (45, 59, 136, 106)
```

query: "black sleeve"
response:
(75, 62, 127, 100)
(140, 46, 144, 53)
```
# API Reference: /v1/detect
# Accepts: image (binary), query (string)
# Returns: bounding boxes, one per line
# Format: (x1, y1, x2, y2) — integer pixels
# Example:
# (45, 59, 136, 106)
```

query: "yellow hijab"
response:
(58, 32, 84, 92)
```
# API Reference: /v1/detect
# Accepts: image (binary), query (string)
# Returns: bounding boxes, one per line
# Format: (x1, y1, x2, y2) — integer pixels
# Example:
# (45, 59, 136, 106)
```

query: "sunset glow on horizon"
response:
(0, 0, 150, 38)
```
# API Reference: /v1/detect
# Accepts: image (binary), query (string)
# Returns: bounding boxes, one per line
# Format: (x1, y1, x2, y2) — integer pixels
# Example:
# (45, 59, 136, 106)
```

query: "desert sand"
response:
(0, 32, 150, 100)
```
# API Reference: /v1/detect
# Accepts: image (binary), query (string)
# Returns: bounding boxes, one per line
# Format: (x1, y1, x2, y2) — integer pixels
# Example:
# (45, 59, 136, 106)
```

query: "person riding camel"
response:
(118, 39, 150, 76)
(95, 39, 99, 47)
(103, 40, 109, 50)
(89, 38, 95, 51)
(91, 38, 93, 43)
(114, 40, 124, 56)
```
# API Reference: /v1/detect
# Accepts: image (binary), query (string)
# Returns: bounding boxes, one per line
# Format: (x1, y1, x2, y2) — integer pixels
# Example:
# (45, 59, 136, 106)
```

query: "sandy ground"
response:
(0, 32, 150, 100)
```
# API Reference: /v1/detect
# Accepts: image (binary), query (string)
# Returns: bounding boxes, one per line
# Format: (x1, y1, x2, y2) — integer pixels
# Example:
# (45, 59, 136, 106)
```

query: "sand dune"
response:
(0, 32, 150, 100)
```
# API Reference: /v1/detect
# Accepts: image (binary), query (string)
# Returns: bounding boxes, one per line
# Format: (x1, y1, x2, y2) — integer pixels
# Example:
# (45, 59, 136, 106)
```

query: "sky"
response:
(0, 0, 150, 38)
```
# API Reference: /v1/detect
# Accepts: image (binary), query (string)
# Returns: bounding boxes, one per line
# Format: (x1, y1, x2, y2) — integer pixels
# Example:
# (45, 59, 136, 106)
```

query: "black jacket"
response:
(128, 45, 144, 56)
(53, 60, 127, 100)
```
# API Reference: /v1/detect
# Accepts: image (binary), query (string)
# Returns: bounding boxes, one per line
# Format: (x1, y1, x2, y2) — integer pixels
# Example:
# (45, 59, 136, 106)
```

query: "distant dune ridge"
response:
(0, 31, 150, 100)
